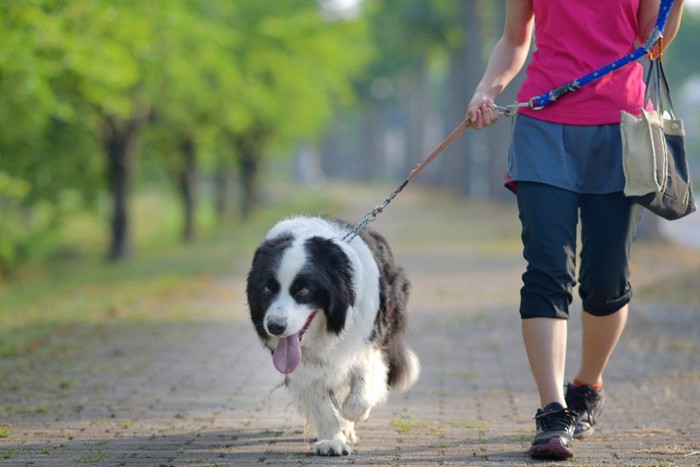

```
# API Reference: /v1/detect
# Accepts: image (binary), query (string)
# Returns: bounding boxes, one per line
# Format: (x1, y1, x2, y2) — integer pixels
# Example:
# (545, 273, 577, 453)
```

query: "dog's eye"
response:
(295, 287, 310, 296)
(263, 286, 272, 294)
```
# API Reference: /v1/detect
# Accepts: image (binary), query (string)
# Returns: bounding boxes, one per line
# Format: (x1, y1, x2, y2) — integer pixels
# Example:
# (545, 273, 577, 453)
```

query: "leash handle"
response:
(343, 119, 471, 242)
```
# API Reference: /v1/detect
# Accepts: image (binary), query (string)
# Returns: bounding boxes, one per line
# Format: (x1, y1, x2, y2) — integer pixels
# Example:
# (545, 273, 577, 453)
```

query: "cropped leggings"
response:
(516, 182, 643, 319)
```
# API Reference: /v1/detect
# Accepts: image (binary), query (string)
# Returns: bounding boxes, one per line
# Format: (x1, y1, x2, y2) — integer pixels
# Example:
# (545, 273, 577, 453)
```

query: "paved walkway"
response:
(1, 185, 699, 466)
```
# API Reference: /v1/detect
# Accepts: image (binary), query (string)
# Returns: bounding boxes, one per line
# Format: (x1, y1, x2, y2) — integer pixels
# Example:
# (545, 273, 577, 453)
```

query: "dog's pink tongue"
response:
(272, 333, 301, 374)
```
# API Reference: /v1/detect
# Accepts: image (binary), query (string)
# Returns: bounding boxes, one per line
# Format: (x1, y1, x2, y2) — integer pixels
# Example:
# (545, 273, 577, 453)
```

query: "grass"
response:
(389, 416, 444, 436)
(0, 181, 341, 357)
(390, 416, 424, 434)
(72, 449, 107, 463)
(1, 448, 21, 460)
(0, 424, 11, 438)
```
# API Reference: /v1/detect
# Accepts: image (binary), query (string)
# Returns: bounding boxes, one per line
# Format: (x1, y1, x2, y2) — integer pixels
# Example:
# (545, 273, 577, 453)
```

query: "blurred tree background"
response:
(1, 0, 698, 278)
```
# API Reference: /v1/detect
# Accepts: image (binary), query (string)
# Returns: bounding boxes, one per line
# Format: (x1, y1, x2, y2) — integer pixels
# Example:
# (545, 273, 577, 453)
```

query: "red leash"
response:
(344, 119, 471, 241)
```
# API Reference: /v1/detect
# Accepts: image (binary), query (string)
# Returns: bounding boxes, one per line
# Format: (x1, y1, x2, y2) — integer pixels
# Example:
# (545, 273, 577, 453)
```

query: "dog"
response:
(246, 216, 420, 456)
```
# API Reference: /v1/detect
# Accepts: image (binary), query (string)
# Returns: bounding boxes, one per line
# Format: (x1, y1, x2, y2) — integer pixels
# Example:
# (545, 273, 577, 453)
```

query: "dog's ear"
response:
(305, 237, 355, 334)
(247, 234, 293, 341)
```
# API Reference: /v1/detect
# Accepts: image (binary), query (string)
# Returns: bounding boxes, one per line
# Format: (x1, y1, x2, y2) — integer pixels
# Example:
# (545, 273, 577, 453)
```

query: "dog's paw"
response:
(341, 395, 372, 422)
(313, 437, 352, 456)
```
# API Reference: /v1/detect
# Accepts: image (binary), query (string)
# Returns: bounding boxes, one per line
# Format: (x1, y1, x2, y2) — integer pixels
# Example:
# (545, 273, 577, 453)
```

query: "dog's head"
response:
(246, 231, 356, 374)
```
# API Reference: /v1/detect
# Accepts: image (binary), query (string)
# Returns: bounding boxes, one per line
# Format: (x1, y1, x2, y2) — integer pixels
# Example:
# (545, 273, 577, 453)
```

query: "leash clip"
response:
(495, 102, 529, 117)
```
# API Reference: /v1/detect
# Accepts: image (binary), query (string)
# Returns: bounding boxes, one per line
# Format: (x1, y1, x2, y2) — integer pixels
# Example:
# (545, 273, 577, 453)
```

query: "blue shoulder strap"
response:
(504, 0, 675, 113)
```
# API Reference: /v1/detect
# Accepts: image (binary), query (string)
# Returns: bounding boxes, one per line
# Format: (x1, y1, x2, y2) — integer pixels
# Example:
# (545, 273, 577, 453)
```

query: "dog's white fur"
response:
(247, 217, 419, 455)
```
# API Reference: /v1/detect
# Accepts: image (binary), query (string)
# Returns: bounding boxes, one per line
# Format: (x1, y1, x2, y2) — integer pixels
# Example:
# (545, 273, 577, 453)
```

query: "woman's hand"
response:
(466, 94, 499, 130)
(464, 0, 534, 131)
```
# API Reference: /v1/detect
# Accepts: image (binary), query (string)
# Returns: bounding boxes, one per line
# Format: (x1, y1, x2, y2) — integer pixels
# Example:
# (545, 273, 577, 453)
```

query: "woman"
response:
(466, 0, 685, 460)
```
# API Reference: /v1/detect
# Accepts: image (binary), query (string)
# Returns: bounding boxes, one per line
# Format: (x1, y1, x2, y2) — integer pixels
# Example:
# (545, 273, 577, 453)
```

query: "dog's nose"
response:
(266, 317, 287, 336)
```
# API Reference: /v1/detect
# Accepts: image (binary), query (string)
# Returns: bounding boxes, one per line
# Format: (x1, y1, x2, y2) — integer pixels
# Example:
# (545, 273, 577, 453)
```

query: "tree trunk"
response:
(440, 2, 485, 196)
(232, 127, 267, 219)
(178, 138, 196, 242)
(360, 106, 385, 181)
(239, 146, 258, 219)
(440, 44, 469, 191)
(101, 107, 148, 262)
(214, 161, 236, 223)
(404, 62, 428, 180)
(463, 1, 488, 197)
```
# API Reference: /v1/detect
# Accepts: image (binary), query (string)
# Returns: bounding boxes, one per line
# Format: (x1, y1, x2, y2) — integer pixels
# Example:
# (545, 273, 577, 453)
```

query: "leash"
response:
(343, 0, 675, 241)
(343, 119, 471, 242)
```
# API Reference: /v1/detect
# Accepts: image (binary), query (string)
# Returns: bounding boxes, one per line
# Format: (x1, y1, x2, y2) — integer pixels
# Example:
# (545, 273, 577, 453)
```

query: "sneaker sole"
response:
(529, 438, 574, 459)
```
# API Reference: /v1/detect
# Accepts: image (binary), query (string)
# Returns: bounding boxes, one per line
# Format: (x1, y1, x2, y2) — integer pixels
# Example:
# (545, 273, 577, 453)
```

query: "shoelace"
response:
(535, 407, 578, 432)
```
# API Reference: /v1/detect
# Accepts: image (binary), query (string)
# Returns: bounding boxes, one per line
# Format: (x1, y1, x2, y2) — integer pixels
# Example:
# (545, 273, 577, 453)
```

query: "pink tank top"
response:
(518, 0, 645, 125)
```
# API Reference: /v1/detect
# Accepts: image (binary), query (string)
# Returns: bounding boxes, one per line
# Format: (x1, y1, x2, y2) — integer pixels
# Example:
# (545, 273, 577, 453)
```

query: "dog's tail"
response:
(387, 340, 420, 393)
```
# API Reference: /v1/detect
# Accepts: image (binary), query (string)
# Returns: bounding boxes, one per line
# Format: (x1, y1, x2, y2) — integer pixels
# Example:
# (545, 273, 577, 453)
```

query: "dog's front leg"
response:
(341, 374, 373, 422)
(342, 351, 389, 422)
(309, 393, 353, 456)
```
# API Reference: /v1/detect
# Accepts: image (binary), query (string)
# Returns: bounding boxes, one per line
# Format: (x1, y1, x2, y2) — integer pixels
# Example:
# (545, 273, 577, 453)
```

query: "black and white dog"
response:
(246, 216, 420, 456)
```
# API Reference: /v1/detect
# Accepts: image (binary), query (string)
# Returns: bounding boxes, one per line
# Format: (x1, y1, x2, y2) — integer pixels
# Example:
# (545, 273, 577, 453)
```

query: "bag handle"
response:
(644, 35, 675, 119)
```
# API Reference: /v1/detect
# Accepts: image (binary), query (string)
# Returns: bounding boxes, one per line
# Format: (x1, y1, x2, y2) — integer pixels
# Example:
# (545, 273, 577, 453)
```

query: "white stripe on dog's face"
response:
(277, 238, 306, 291)
(264, 240, 315, 338)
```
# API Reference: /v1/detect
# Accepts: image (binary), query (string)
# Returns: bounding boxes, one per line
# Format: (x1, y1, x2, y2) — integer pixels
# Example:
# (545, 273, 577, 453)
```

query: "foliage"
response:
(0, 182, 340, 357)
(223, 0, 371, 145)
(1, 0, 698, 274)
(0, 0, 150, 270)
(0, 0, 371, 274)
(357, 0, 461, 102)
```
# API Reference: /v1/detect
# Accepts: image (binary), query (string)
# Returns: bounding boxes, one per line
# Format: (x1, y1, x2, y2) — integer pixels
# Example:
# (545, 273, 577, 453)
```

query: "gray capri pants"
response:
(516, 182, 642, 319)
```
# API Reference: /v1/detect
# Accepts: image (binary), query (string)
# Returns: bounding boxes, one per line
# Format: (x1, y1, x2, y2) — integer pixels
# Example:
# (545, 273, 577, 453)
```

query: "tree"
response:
(0, 1, 103, 272)
(324, 0, 511, 197)
(145, 0, 373, 224)
(69, 2, 158, 260)
(358, 0, 461, 183)
(142, 0, 243, 239)
(0, 0, 374, 270)
(218, 0, 372, 218)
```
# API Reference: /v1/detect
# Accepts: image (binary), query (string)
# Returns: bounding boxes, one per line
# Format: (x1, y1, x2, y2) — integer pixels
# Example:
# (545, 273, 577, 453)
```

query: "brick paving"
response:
(1, 185, 699, 466)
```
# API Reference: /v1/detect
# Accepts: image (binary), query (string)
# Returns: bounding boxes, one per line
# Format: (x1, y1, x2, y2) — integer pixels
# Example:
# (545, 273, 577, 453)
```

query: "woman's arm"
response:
(466, 0, 534, 129)
(638, 0, 685, 51)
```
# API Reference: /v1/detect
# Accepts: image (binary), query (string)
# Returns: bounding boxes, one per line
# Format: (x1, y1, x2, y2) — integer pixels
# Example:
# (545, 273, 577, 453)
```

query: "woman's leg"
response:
(574, 306, 628, 386)
(522, 318, 568, 407)
(574, 192, 641, 385)
(516, 183, 579, 407)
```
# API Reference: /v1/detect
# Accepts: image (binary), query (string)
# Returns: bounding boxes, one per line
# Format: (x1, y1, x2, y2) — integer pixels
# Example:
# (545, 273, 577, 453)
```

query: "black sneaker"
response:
(565, 382, 605, 438)
(528, 402, 577, 459)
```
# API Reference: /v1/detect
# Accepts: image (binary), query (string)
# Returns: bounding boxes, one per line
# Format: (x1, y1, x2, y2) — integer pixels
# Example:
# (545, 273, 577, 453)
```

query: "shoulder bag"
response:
(620, 57, 696, 220)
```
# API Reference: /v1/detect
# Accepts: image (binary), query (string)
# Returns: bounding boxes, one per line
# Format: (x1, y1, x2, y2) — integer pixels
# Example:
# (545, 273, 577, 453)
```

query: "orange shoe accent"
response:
(572, 378, 602, 392)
